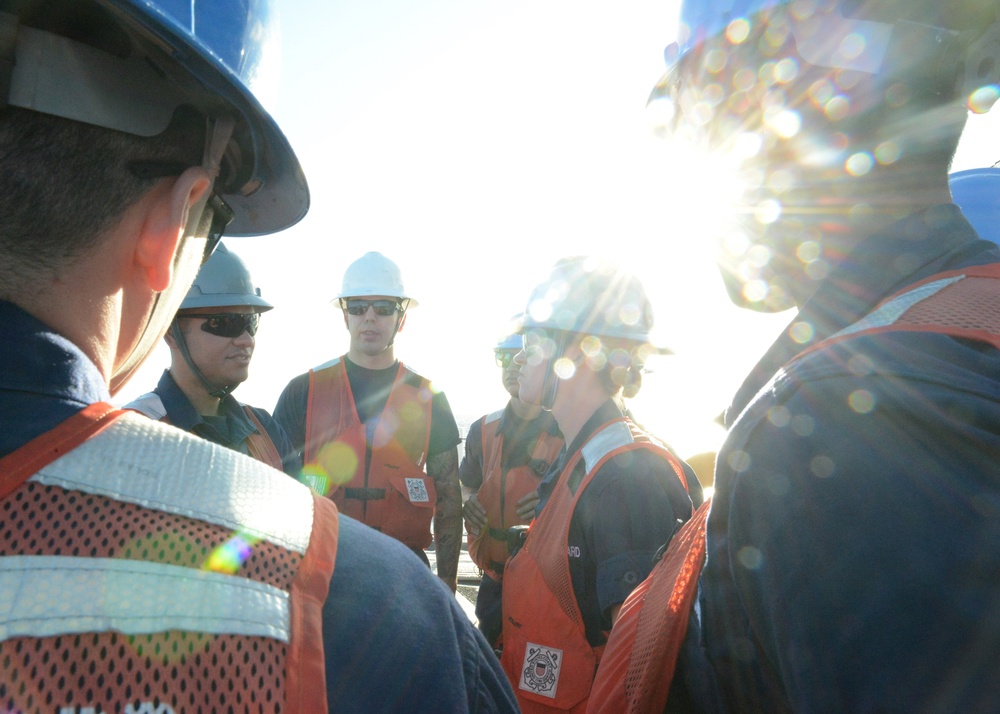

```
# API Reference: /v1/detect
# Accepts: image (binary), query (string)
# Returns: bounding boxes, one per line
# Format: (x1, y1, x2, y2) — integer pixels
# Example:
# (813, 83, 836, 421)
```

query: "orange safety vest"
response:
(500, 417, 690, 714)
(468, 408, 564, 581)
(588, 263, 1000, 714)
(0, 402, 338, 714)
(302, 357, 435, 549)
(126, 391, 285, 470)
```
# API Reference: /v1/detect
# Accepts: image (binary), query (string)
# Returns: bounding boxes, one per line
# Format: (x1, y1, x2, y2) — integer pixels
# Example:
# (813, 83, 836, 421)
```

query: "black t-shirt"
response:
(274, 356, 460, 463)
(459, 403, 562, 490)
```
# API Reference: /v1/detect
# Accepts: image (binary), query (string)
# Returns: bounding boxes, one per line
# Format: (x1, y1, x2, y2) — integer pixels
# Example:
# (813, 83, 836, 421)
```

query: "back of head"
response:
(180, 243, 273, 313)
(0, 0, 308, 386)
(652, 0, 1000, 312)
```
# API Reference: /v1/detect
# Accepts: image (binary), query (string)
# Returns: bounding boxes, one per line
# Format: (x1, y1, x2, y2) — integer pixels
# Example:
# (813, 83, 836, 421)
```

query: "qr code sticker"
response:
(405, 478, 430, 503)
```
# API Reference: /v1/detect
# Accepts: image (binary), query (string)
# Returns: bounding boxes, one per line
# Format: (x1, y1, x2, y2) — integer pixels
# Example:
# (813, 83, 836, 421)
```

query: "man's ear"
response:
(135, 168, 212, 293)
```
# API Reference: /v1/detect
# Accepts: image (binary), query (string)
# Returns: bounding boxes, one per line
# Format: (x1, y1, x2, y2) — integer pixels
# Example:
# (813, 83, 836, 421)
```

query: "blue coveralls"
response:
(676, 206, 1000, 712)
(0, 300, 518, 714)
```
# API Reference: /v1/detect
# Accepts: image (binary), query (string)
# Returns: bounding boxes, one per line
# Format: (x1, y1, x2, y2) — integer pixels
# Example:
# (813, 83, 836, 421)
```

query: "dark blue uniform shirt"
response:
(130, 369, 301, 476)
(0, 301, 518, 714)
(678, 206, 1000, 713)
(535, 399, 697, 645)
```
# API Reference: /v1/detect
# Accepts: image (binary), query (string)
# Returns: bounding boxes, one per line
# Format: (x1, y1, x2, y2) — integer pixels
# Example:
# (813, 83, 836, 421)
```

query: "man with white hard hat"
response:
(275, 251, 465, 592)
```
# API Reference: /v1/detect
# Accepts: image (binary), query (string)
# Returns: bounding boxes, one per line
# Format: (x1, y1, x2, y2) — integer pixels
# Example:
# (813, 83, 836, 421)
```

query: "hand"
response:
(514, 489, 540, 522)
(463, 492, 487, 534)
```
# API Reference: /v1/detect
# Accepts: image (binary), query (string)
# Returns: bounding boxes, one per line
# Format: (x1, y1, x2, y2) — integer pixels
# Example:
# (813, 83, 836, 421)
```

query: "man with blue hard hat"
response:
(125, 243, 298, 475)
(590, 1, 1000, 712)
(0, 2, 516, 712)
(461, 318, 564, 648)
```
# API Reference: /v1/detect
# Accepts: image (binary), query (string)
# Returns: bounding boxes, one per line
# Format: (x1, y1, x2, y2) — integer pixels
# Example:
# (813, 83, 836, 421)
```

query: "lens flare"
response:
(968, 85, 1000, 114)
(204, 532, 259, 575)
(554, 357, 576, 379)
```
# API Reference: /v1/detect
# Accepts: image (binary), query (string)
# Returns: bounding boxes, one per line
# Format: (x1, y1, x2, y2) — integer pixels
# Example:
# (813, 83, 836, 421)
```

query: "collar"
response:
(0, 300, 111, 455)
(727, 205, 994, 423)
(496, 401, 561, 439)
(154, 369, 259, 445)
(562, 399, 627, 462)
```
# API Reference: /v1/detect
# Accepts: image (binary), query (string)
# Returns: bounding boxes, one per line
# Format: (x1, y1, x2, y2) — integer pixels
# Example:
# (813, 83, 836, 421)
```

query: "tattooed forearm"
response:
(428, 447, 461, 592)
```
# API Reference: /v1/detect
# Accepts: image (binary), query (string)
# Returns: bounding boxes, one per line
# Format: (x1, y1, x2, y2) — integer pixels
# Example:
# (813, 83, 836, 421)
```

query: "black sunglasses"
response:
(345, 299, 402, 317)
(196, 313, 260, 338)
(128, 160, 233, 264)
(495, 350, 518, 368)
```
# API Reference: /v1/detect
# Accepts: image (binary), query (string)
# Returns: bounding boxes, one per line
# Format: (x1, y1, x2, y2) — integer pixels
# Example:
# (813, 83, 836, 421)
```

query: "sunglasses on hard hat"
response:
(495, 350, 518, 369)
(128, 160, 233, 264)
(196, 312, 260, 338)
(345, 299, 402, 317)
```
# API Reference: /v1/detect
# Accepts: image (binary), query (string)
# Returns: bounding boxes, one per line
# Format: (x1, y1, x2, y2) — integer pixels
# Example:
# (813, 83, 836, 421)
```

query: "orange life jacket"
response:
(0, 402, 338, 714)
(500, 417, 690, 714)
(468, 408, 564, 581)
(126, 391, 284, 470)
(302, 357, 435, 549)
(587, 263, 1000, 714)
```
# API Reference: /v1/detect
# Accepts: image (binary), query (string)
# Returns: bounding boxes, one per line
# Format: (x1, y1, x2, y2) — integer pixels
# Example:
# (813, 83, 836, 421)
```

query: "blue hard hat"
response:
(496, 315, 524, 351)
(950, 168, 1000, 246)
(657, 0, 1000, 115)
(2, 0, 308, 236)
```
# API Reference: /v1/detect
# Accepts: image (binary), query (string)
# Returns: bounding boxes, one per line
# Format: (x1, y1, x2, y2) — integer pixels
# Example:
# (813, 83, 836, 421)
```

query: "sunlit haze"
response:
(115, 0, 1000, 470)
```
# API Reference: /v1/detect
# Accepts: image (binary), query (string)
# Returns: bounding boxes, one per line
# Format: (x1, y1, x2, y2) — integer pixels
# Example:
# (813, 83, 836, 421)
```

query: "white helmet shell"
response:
(333, 251, 418, 308)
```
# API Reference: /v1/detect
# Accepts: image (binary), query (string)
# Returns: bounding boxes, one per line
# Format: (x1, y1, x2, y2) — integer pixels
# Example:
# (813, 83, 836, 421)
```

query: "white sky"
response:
(116, 0, 1000, 461)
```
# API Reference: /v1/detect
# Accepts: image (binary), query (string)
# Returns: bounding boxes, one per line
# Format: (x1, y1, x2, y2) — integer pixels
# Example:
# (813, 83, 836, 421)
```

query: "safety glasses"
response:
(345, 299, 402, 317)
(495, 350, 518, 368)
(197, 313, 260, 338)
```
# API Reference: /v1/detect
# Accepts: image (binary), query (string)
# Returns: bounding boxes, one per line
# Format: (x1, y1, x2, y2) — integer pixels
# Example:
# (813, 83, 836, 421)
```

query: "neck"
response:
(169, 366, 222, 416)
(549, 379, 609, 447)
(509, 397, 544, 420)
(347, 346, 396, 369)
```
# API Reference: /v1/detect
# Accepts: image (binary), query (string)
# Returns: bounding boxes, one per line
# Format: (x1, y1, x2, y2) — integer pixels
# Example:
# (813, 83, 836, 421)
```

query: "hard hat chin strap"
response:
(539, 332, 574, 411)
(170, 320, 238, 399)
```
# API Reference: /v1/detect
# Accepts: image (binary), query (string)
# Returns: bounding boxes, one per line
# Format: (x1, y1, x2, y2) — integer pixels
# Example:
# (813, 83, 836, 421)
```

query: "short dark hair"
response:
(0, 106, 204, 297)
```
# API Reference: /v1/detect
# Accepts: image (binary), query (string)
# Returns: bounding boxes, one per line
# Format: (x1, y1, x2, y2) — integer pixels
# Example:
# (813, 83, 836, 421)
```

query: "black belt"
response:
(344, 487, 386, 500)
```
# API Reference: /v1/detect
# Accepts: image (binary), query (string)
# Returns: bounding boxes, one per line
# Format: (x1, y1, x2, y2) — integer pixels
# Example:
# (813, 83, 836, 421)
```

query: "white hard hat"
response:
(333, 251, 418, 308)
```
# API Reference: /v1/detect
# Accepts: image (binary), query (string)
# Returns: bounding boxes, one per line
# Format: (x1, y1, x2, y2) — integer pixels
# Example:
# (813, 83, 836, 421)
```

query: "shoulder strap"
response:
(243, 406, 286, 470)
(122, 392, 168, 421)
(0, 402, 124, 500)
(797, 263, 1000, 361)
(589, 498, 712, 714)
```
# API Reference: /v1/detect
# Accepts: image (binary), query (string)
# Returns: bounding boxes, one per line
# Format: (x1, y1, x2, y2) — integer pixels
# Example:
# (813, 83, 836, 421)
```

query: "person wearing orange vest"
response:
(274, 251, 464, 592)
(498, 257, 700, 713)
(0, 3, 517, 712)
(124, 243, 297, 474)
(461, 324, 564, 648)
(588, 1, 1000, 712)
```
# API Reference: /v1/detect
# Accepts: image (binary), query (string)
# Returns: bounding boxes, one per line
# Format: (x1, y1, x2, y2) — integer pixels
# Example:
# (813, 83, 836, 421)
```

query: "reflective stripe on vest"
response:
(588, 263, 1000, 714)
(469, 409, 563, 581)
(500, 418, 690, 714)
(0, 406, 338, 713)
(124, 392, 285, 471)
(304, 358, 435, 548)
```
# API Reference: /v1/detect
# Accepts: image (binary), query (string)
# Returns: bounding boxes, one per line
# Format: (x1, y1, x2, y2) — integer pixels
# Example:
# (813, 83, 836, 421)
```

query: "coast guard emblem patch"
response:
(519, 643, 561, 698)
(405, 477, 430, 502)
